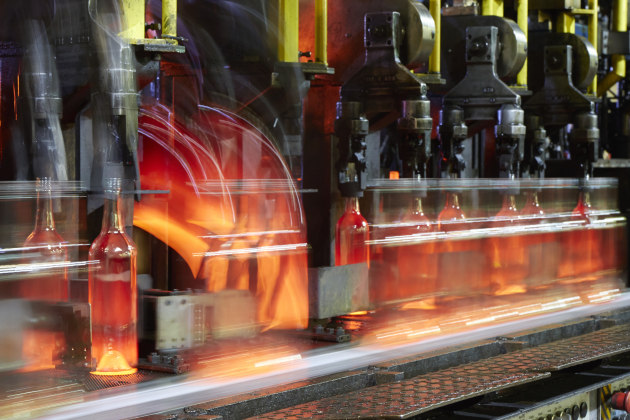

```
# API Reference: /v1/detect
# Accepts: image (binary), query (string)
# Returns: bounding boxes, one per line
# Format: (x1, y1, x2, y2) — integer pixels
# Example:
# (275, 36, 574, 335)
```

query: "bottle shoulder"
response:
(24, 228, 65, 247)
(89, 231, 137, 256)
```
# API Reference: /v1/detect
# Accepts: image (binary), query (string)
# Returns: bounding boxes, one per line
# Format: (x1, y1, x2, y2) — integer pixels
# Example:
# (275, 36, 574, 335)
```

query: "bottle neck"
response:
(526, 191, 540, 207)
(102, 192, 124, 233)
(345, 197, 361, 213)
(445, 192, 460, 208)
(411, 197, 424, 214)
(35, 189, 55, 230)
(501, 194, 517, 211)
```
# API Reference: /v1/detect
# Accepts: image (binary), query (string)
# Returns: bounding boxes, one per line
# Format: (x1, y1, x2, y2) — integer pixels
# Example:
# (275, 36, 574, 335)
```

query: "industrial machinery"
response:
(1, 0, 630, 419)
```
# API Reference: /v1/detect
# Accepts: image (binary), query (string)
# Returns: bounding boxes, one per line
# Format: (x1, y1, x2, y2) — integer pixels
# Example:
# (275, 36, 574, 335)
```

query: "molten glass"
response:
(22, 177, 68, 301)
(335, 197, 369, 266)
(89, 178, 138, 375)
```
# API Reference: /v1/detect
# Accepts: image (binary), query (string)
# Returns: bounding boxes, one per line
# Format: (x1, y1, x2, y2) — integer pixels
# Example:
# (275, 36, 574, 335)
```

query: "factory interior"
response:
(3, 0, 630, 418)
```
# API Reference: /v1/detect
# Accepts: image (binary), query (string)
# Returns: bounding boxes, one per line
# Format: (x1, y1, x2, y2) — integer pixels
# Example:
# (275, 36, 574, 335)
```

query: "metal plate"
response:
(258, 324, 630, 419)
(83, 370, 167, 392)
(257, 369, 547, 419)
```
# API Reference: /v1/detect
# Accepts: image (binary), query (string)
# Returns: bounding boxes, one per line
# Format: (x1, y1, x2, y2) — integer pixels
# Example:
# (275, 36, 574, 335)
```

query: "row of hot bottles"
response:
(16, 179, 625, 375)
(21, 177, 137, 375)
(336, 190, 624, 305)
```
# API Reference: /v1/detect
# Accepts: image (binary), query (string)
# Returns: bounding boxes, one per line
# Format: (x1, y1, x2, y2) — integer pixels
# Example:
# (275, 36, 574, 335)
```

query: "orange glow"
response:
(347, 311, 368, 315)
(389, 171, 399, 180)
(19, 331, 59, 372)
(91, 350, 137, 376)
(135, 105, 308, 330)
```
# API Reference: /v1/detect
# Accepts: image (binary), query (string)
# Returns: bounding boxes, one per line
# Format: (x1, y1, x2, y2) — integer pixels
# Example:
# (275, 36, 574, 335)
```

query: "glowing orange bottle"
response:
(571, 191, 602, 278)
(398, 197, 436, 300)
(22, 177, 68, 301)
(437, 192, 465, 232)
(489, 194, 528, 296)
(437, 192, 484, 299)
(89, 178, 137, 375)
(335, 197, 369, 266)
(520, 192, 558, 289)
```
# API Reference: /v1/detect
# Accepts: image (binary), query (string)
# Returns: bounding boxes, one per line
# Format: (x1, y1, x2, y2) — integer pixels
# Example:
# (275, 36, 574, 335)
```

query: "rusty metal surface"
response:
(257, 324, 630, 419)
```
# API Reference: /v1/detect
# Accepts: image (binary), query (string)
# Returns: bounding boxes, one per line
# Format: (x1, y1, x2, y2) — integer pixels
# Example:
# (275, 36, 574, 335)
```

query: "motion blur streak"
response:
(40, 293, 630, 420)
(134, 104, 308, 330)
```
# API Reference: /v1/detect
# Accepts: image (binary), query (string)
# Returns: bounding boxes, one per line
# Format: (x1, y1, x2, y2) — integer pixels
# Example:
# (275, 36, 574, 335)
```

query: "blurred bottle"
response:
(437, 192, 465, 232)
(520, 191, 544, 219)
(520, 192, 559, 289)
(22, 177, 68, 301)
(398, 197, 437, 304)
(335, 197, 369, 266)
(571, 191, 602, 278)
(495, 194, 519, 224)
(89, 178, 138, 375)
(436, 192, 485, 301)
(489, 194, 527, 295)
(20, 178, 68, 371)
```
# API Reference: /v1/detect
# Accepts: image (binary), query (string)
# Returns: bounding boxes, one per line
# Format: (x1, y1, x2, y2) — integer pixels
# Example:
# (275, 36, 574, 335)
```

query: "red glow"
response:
(335, 197, 369, 266)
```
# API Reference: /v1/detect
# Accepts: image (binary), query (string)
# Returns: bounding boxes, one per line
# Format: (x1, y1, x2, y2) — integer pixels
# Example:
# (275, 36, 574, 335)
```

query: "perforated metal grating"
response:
(83, 370, 166, 392)
(257, 324, 630, 419)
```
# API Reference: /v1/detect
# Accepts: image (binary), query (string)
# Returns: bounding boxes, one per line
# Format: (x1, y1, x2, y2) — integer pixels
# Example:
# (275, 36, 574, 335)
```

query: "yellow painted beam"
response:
(429, 0, 441, 73)
(315, 0, 327, 64)
(482, 0, 503, 17)
(516, 0, 528, 86)
(278, 0, 299, 62)
(587, 0, 598, 93)
(162, 0, 178, 45)
(118, 0, 145, 42)
(598, 0, 627, 96)
(556, 12, 575, 33)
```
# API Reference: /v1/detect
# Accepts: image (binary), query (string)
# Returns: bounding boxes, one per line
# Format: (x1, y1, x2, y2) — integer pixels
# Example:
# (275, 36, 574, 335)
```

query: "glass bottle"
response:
(398, 197, 436, 304)
(22, 177, 68, 301)
(437, 192, 465, 232)
(335, 197, 369, 266)
(520, 192, 557, 289)
(494, 194, 519, 226)
(520, 192, 544, 219)
(21, 177, 68, 370)
(436, 192, 481, 301)
(89, 178, 138, 375)
(489, 194, 527, 296)
(566, 191, 602, 282)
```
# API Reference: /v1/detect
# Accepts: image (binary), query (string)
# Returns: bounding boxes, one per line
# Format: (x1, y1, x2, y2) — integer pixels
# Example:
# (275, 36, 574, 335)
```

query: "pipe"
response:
(598, 0, 627, 96)
(429, 0, 440, 73)
(516, 0, 528, 86)
(278, 0, 299, 62)
(315, 0, 327, 65)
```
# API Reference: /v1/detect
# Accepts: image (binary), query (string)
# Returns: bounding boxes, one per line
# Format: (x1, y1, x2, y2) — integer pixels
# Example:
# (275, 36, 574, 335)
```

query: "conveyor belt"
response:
(257, 323, 630, 419)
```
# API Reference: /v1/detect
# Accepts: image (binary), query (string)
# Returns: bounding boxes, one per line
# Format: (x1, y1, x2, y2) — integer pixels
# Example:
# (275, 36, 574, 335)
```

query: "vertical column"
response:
(315, 0, 328, 65)
(278, 0, 299, 62)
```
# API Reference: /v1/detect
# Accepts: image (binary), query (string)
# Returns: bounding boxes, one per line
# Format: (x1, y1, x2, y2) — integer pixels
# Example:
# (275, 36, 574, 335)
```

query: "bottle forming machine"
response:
(3, 0, 630, 419)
